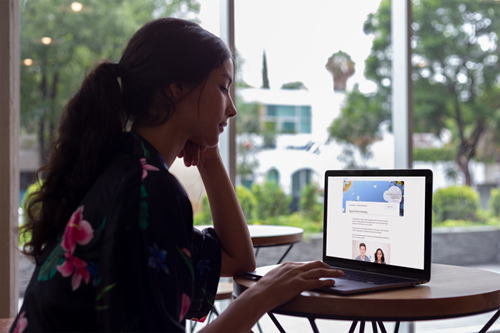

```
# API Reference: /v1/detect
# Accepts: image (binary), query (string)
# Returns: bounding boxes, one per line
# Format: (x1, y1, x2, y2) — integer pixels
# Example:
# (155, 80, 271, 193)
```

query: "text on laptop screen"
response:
(325, 176, 426, 270)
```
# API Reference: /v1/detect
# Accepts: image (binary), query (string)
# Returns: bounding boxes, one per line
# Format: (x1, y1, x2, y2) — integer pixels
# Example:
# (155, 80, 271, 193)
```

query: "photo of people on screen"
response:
(352, 240, 390, 264)
(355, 243, 371, 262)
(374, 248, 386, 264)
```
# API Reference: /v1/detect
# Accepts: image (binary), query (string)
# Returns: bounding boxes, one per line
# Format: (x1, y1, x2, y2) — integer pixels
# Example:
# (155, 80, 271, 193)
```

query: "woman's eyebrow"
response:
(222, 73, 233, 86)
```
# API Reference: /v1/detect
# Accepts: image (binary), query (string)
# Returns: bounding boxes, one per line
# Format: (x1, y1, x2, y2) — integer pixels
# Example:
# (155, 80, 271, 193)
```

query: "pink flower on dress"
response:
(61, 206, 94, 254)
(182, 248, 191, 258)
(195, 314, 208, 323)
(179, 293, 191, 322)
(56, 252, 90, 291)
(140, 158, 159, 181)
(13, 311, 28, 333)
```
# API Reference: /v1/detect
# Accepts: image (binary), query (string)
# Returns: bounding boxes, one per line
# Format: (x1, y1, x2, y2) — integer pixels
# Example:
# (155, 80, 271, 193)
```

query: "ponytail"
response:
(22, 61, 126, 262)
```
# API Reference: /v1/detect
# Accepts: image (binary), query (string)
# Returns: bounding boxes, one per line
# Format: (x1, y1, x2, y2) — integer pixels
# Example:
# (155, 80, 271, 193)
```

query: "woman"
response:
(374, 248, 386, 264)
(12, 18, 342, 332)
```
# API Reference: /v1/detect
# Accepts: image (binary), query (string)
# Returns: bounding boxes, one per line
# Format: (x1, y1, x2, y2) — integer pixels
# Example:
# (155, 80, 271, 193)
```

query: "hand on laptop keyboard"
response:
(250, 261, 344, 310)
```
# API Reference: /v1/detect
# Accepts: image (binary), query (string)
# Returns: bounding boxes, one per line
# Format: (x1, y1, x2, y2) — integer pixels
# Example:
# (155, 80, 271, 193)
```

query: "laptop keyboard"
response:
(339, 270, 410, 285)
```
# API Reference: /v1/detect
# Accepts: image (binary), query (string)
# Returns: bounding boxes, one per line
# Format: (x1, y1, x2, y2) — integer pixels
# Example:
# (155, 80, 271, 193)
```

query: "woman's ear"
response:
(168, 82, 184, 100)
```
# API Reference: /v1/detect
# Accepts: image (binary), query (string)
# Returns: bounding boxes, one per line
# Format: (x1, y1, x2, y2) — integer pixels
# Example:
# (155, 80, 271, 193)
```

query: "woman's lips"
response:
(219, 122, 227, 133)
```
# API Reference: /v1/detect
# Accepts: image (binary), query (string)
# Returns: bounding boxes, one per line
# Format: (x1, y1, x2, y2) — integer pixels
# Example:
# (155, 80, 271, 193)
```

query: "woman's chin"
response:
(198, 138, 218, 149)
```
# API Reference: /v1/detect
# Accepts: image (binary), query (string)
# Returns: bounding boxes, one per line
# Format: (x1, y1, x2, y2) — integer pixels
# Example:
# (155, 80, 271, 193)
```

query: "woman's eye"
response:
(220, 86, 228, 94)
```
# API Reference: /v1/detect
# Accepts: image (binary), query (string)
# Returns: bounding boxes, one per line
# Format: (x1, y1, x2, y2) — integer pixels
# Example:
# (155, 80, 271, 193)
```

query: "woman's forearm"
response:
(197, 155, 256, 276)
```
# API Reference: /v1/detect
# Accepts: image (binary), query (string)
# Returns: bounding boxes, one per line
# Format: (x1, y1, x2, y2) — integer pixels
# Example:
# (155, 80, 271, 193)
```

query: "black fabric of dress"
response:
(10, 132, 221, 332)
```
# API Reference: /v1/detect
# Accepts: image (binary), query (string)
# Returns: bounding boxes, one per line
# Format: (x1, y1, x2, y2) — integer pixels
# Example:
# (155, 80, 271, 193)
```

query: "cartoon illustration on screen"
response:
(343, 180, 404, 216)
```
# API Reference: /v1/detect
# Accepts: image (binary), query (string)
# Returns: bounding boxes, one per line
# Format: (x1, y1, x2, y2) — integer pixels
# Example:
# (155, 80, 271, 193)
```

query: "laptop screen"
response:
(324, 170, 432, 273)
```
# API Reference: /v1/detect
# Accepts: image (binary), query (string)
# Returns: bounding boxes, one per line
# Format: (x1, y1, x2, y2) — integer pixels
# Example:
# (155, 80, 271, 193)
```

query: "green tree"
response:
(262, 50, 270, 89)
(235, 92, 262, 181)
(328, 83, 388, 168)
(281, 81, 308, 90)
(328, 0, 500, 185)
(20, 0, 200, 165)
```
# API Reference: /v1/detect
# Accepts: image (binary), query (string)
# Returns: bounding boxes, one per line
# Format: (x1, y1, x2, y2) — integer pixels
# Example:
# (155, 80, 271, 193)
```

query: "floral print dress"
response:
(10, 132, 221, 332)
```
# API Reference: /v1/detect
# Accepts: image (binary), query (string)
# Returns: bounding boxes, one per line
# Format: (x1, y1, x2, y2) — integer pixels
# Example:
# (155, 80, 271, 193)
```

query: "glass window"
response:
(292, 169, 312, 196)
(266, 168, 280, 183)
(266, 105, 276, 116)
(300, 106, 311, 117)
(282, 122, 296, 133)
(275, 105, 295, 117)
(300, 121, 311, 134)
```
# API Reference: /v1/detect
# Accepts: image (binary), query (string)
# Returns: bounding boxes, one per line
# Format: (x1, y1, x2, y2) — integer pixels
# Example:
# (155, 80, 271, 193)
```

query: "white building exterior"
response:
(237, 87, 489, 196)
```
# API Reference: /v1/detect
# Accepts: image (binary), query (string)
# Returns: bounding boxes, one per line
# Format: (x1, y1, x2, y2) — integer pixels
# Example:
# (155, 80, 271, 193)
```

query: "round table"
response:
(195, 224, 303, 264)
(233, 263, 500, 333)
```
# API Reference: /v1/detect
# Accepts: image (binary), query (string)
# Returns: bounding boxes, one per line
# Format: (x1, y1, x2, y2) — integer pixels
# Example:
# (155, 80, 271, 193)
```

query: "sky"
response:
(196, 0, 382, 94)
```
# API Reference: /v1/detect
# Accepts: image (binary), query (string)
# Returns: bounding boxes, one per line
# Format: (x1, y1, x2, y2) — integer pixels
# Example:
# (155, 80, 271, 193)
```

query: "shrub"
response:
(433, 185, 480, 223)
(236, 185, 257, 220)
(250, 212, 322, 236)
(193, 195, 212, 225)
(488, 188, 500, 217)
(299, 183, 323, 222)
(19, 181, 43, 247)
(251, 181, 290, 220)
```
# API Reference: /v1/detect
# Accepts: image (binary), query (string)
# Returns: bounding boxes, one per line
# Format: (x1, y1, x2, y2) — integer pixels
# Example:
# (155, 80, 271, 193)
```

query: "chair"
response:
(188, 280, 263, 333)
(188, 281, 232, 332)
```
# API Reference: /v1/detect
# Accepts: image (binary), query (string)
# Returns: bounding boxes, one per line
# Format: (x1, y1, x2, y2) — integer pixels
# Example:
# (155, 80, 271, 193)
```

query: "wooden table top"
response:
(233, 263, 500, 321)
(195, 225, 303, 247)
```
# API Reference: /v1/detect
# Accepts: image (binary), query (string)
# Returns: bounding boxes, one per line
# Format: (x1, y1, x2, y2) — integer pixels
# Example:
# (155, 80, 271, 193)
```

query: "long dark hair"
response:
(22, 18, 231, 262)
(375, 248, 385, 263)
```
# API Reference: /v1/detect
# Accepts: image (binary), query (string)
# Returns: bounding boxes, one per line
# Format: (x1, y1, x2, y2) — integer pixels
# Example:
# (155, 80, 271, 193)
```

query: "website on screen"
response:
(326, 176, 426, 270)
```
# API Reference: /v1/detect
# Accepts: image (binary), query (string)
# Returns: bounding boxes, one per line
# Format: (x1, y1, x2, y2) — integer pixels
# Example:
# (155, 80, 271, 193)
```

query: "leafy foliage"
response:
(235, 96, 261, 179)
(252, 213, 323, 237)
(325, 50, 356, 91)
(19, 181, 44, 247)
(433, 185, 481, 222)
(262, 50, 270, 89)
(328, 84, 389, 160)
(281, 81, 308, 90)
(193, 195, 213, 225)
(329, 0, 500, 184)
(236, 185, 258, 220)
(413, 147, 455, 162)
(193, 181, 326, 235)
(299, 183, 323, 222)
(488, 188, 500, 217)
(251, 181, 290, 220)
(20, 0, 200, 163)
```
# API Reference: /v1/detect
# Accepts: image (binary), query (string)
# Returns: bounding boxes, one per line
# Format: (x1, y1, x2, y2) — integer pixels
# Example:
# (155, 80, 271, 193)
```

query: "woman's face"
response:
(377, 250, 383, 260)
(182, 58, 237, 148)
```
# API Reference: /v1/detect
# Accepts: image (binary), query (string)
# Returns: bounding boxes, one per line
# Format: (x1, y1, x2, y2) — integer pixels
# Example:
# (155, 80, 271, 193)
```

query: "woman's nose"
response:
(227, 96, 237, 118)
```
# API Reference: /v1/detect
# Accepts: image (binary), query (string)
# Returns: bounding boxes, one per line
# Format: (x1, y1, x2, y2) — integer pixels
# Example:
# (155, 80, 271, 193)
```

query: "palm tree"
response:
(325, 50, 355, 92)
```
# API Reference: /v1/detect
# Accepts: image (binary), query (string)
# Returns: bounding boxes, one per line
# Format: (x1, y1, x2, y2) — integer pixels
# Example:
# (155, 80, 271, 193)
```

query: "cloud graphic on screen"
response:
(383, 186, 402, 203)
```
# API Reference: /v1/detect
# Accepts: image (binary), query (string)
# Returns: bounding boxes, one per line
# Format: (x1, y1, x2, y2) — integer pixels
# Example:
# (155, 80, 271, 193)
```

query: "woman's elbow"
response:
(221, 251, 256, 276)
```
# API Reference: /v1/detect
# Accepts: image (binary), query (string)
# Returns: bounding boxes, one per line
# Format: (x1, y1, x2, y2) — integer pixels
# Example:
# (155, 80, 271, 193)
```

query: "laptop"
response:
(247, 169, 433, 295)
